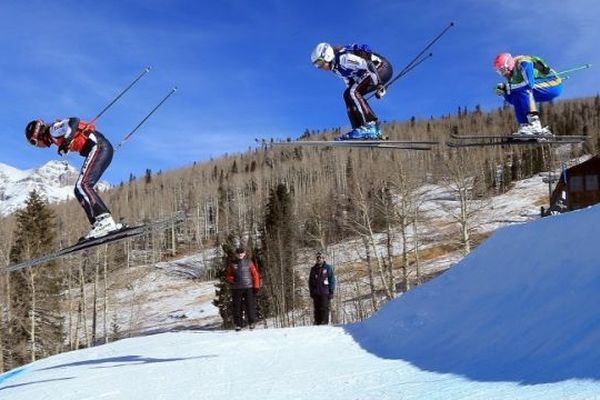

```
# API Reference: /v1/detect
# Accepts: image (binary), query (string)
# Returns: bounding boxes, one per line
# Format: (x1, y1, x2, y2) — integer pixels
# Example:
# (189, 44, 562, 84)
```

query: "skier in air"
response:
(494, 52, 563, 137)
(25, 118, 123, 240)
(311, 42, 393, 141)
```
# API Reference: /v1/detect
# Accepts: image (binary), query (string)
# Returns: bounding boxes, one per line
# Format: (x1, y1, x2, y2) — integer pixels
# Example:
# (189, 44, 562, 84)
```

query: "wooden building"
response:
(548, 156, 600, 214)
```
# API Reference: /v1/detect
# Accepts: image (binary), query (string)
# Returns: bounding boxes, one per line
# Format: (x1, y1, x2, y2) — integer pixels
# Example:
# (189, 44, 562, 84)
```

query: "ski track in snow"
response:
(1, 328, 598, 399)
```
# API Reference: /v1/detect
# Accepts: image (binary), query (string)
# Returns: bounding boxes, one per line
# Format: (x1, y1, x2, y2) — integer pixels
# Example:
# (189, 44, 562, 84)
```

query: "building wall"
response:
(549, 157, 600, 213)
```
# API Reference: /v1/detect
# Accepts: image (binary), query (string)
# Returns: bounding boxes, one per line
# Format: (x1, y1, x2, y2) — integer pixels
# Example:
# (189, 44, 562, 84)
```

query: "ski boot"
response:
(82, 213, 124, 241)
(513, 114, 553, 141)
(335, 122, 383, 141)
(363, 121, 384, 140)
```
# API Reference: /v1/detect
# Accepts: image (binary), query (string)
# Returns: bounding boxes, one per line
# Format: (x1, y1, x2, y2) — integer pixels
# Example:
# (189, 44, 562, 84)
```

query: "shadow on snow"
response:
(345, 205, 600, 385)
(40, 354, 217, 371)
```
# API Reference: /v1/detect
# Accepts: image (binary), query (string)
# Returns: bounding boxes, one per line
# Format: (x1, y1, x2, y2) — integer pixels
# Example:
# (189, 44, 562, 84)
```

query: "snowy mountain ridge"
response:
(0, 160, 110, 216)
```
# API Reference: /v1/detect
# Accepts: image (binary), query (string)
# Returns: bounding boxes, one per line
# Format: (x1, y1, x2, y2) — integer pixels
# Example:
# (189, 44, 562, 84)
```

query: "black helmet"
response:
(25, 120, 50, 147)
(235, 247, 246, 254)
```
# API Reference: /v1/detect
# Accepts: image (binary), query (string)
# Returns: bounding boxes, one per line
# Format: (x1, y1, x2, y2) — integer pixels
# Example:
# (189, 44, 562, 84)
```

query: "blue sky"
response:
(1, 0, 599, 183)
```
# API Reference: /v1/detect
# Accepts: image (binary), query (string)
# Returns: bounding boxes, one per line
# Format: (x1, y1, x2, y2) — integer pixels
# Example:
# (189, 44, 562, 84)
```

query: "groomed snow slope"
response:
(1, 205, 600, 400)
(347, 203, 600, 385)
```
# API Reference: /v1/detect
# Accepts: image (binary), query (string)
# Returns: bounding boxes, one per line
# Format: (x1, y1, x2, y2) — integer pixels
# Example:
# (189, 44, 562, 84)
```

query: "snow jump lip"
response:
(344, 204, 600, 385)
(0, 367, 28, 388)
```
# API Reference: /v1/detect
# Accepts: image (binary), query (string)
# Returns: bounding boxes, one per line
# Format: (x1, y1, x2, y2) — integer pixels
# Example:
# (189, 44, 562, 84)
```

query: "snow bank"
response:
(347, 204, 600, 384)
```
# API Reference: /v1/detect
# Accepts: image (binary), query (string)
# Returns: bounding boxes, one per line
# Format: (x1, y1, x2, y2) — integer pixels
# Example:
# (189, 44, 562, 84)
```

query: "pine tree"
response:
(6, 190, 63, 368)
(259, 183, 299, 326)
(212, 240, 235, 329)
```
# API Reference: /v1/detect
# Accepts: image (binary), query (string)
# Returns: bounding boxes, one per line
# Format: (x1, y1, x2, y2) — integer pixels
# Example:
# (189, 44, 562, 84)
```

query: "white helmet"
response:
(311, 42, 334, 65)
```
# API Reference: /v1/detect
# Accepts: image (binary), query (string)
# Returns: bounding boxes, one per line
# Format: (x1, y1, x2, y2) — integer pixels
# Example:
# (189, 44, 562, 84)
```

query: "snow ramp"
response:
(346, 203, 600, 384)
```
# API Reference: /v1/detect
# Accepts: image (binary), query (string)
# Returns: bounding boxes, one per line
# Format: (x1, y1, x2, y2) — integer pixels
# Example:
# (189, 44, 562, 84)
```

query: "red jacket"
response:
(225, 258, 260, 290)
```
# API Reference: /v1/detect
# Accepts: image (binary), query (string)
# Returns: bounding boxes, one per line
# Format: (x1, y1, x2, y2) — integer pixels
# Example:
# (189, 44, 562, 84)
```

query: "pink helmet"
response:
(494, 52, 515, 73)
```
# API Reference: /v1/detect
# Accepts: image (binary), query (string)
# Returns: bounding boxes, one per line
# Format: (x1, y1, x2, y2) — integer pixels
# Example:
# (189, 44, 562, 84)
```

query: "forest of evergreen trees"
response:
(0, 95, 599, 371)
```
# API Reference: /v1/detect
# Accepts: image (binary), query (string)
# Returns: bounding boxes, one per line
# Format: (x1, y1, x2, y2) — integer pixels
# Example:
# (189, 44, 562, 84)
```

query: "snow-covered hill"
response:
(0, 161, 109, 216)
(1, 203, 599, 399)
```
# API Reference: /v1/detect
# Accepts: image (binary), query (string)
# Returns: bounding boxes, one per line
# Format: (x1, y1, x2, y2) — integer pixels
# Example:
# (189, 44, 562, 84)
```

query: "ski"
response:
(447, 133, 586, 148)
(450, 133, 587, 140)
(1, 213, 184, 274)
(271, 140, 438, 150)
(447, 137, 585, 148)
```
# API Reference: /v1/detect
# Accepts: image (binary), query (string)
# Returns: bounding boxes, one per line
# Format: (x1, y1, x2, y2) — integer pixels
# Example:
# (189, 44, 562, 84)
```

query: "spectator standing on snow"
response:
(225, 247, 261, 331)
(308, 252, 336, 325)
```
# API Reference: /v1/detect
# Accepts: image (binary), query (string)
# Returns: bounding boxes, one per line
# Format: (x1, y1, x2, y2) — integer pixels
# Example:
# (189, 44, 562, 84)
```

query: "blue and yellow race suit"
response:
(503, 55, 563, 124)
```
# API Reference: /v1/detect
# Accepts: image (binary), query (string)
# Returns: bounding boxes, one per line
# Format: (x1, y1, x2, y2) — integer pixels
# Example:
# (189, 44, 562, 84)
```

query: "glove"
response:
(375, 85, 386, 99)
(495, 83, 508, 96)
(253, 288, 259, 296)
(55, 136, 70, 156)
(57, 142, 69, 156)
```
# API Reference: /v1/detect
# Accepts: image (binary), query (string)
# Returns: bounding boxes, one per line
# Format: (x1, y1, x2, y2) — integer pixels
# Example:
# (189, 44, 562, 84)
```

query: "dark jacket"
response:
(225, 258, 261, 290)
(308, 262, 335, 297)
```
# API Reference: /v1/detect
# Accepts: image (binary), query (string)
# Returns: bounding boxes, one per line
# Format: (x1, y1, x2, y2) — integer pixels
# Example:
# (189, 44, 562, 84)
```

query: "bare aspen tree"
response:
(302, 191, 332, 251)
(361, 235, 379, 312)
(0, 282, 4, 372)
(103, 246, 109, 344)
(412, 194, 426, 285)
(348, 181, 393, 300)
(0, 234, 12, 372)
(77, 257, 90, 348)
(67, 263, 75, 350)
(4, 272, 11, 371)
(28, 270, 36, 362)
(371, 181, 398, 296)
(440, 151, 489, 254)
(385, 156, 430, 292)
(352, 277, 366, 322)
(92, 251, 101, 345)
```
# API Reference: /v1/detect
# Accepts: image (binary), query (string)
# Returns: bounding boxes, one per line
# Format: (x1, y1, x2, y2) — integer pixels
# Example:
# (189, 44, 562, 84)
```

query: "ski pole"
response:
(91, 66, 152, 124)
(367, 22, 454, 99)
(394, 52, 433, 80)
(386, 22, 455, 89)
(366, 53, 434, 100)
(555, 63, 592, 78)
(115, 86, 177, 150)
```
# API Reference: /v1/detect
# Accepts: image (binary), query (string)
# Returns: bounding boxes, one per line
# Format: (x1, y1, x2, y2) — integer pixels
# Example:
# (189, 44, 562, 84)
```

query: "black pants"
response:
(232, 288, 256, 327)
(312, 295, 331, 325)
(344, 57, 393, 128)
(75, 132, 113, 224)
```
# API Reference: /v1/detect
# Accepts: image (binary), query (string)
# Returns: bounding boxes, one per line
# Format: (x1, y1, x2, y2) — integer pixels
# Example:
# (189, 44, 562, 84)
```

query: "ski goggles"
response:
(496, 66, 511, 76)
(28, 127, 51, 148)
(313, 59, 327, 68)
(27, 122, 44, 146)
